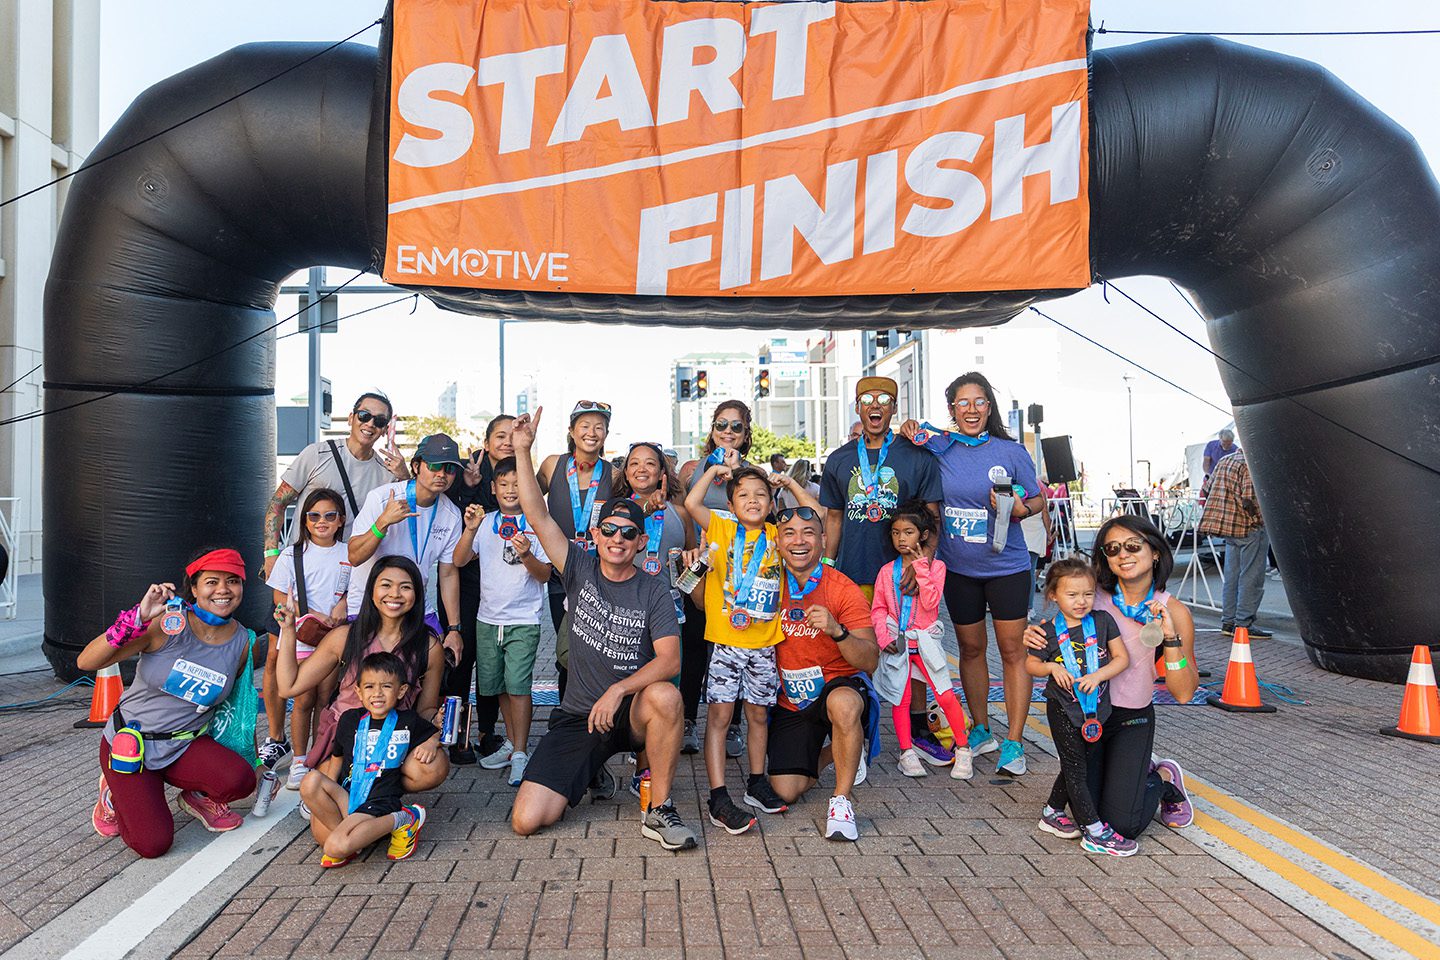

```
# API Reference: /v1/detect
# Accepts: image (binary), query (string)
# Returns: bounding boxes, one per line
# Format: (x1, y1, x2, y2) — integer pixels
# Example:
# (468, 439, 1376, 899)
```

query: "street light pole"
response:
(1123, 374, 1135, 488)
(498, 318, 507, 413)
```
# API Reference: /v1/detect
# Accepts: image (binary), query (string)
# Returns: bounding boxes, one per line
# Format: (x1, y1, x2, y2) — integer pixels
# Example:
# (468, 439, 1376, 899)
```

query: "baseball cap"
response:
(414, 433, 463, 467)
(856, 376, 898, 400)
(570, 399, 613, 425)
(597, 498, 645, 528)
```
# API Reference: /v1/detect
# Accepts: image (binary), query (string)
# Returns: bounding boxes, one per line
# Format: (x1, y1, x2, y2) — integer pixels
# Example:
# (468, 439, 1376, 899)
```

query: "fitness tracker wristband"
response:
(1162, 637, 1183, 648)
(833, 625, 850, 642)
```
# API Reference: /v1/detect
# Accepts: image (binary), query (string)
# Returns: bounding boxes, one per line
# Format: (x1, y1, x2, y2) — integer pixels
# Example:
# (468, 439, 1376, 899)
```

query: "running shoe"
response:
(178, 791, 243, 832)
(743, 777, 789, 814)
(967, 724, 999, 757)
(629, 770, 643, 799)
(708, 795, 757, 835)
(298, 801, 312, 822)
(387, 804, 427, 861)
(950, 746, 974, 781)
(480, 738, 514, 769)
(588, 765, 618, 802)
(913, 735, 955, 766)
(896, 749, 928, 778)
(92, 775, 119, 838)
(508, 751, 529, 788)
(1080, 824, 1138, 857)
(1038, 807, 1081, 839)
(449, 744, 477, 766)
(477, 733, 505, 757)
(681, 720, 700, 755)
(725, 725, 745, 759)
(824, 795, 858, 842)
(1154, 758, 1194, 828)
(996, 739, 1027, 776)
(642, 801, 698, 850)
(854, 751, 868, 787)
(319, 853, 354, 869)
(286, 761, 309, 791)
(257, 737, 292, 771)
(1220, 622, 1235, 636)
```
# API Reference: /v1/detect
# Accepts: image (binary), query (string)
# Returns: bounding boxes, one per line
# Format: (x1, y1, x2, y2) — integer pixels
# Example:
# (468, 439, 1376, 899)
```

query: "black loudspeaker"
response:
(1040, 436, 1078, 484)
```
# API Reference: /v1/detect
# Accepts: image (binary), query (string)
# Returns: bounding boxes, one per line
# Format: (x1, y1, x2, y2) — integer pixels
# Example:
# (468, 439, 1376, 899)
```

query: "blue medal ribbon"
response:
(187, 603, 231, 626)
(567, 456, 602, 547)
(892, 560, 914, 635)
(784, 565, 823, 622)
(856, 431, 893, 501)
(406, 480, 438, 565)
(493, 511, 526, 537)
(642, 505, 665, 569)
(727, 528, 768, 617)
(1054, 614, 1102, 739)
(1112, 585, 1156, 624)
(912, 420, 989, 454)
(347, 709, 397, 814)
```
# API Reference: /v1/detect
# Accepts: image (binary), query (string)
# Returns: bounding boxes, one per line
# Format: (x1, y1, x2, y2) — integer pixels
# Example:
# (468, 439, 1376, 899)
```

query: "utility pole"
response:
(306, 267, 323, 446)
(1123, 374, 1135, 488)
(498, 318, 508, 413)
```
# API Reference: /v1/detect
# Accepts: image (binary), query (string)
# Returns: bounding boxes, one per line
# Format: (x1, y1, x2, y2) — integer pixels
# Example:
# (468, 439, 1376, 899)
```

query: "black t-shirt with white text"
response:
(332, 707, 438, 808)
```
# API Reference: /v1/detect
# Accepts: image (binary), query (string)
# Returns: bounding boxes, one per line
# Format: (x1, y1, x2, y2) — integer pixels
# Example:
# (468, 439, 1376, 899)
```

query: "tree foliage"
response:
(397, 414, 482, 454)
(746, 425, 816, 462)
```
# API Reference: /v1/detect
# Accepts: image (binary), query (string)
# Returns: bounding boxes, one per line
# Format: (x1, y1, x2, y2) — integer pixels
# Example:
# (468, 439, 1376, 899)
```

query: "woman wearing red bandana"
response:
(79, 547, 259, 857)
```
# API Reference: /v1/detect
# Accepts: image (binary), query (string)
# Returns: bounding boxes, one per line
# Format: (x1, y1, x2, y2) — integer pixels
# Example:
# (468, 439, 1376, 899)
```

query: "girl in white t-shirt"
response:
(264, 488, 353, 789)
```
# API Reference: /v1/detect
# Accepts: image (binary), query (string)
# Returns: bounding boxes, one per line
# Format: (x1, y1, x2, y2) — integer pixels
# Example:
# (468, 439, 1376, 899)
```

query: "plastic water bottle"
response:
(674, 542, 718, 594)
(252, 769, 279, 817)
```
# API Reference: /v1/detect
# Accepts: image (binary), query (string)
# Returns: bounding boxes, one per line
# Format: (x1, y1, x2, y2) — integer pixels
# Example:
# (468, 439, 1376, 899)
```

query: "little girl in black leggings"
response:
(1026, 558, 1137, 857)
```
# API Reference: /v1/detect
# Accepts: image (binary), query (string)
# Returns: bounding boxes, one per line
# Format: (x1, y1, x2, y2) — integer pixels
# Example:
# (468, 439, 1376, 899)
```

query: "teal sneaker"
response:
(996, 739, 1027, 776)
(967, 724, 999, 757)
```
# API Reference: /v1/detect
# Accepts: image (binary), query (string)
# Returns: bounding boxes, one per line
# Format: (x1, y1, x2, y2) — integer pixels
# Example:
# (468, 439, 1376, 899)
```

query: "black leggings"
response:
(680, 595, 708, 722)
(1045, 698, 1103, 825)
(1082, 703, 1168, 838)
(442, 560, 500, 739)
(550, 588, 568, 701)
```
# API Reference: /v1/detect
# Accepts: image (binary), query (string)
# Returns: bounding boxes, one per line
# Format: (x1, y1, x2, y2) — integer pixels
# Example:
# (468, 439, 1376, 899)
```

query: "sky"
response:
(94, 1, 1440, 489)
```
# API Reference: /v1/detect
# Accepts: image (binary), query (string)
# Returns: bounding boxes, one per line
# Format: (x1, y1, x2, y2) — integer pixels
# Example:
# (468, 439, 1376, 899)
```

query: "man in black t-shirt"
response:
(507, 408, 696, 851)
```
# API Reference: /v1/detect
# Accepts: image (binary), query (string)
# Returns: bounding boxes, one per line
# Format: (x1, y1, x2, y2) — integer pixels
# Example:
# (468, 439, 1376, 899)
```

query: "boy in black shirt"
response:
(303, 652, 439, 867)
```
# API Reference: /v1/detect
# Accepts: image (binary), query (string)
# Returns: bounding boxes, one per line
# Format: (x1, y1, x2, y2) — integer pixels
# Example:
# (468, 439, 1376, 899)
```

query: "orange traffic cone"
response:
(1206, 627, 1276, 713)
(74, 663, 124, 728)
(1380, 646, 1440, 744)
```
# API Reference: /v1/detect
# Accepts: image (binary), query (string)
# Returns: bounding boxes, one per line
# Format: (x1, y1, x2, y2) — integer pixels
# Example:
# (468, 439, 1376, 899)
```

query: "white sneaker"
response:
(286, 761, 309, 790)
(897, 749, 928, 778)
(480, 738, 514, 769)
(507, 751, 528, 787)
(950, 746, 974, 781)
(825, 795, 858, 841)
(298, 801, 311, 822)
(854, 751, 867, 786)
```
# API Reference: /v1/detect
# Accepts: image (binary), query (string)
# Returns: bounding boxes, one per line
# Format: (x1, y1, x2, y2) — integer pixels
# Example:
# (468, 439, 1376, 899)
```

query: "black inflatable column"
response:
(1092, 38, 1440, 682)
(41, 43, 379, 678)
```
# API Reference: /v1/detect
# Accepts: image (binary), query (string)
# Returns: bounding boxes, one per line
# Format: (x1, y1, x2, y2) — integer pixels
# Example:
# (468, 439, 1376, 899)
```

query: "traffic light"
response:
(757, 368, 771, 397)
(695, 369, 709, 398)
(876, 329, 891, 350)
(679, 378, 692, 400)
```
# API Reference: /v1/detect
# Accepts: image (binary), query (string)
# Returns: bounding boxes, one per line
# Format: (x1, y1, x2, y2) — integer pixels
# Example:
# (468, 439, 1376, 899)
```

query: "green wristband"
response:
(820, 557, 835, 567)
(371, 522, 386, 540)
(264, 548, 282, 558)
(1165, 657, 1189, 671)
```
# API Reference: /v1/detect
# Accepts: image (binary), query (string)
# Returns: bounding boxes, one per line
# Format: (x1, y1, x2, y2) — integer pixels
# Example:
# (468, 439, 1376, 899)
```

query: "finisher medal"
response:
(786, 607, 806, 623)
(866, 502, 884, 522)
(161, 597, 187, 636)
(1082, 718, 1103, 743)
(730, 610, 752, 630)
(643, 557, 661, 575)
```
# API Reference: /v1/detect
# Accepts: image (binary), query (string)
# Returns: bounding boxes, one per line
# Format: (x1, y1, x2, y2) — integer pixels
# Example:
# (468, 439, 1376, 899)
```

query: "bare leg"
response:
(827, 688, 864, 797)
(511, 780, 570, 835)
(743, 701, 769, 777)
(401, 747, 450, 792)
(632, 682, 683, 805)
(770, 773, 816, 804)
(993, 617, 1031, 742)
(299, 770, 347, 846)
(290, 690, 316, 759)
(499, 693, 534, 753)
(323, 811, 398, 860)
(704, 700, 737, 790)
(955, 621, 992, 732)
(264, 633, 286, 742)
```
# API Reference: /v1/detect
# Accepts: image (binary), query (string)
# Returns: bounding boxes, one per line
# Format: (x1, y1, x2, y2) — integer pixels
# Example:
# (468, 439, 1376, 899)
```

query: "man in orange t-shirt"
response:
(766, 506, 878, 841)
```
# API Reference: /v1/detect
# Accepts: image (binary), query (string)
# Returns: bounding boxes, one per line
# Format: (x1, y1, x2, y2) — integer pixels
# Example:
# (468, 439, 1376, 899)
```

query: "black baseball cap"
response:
(596, 498, 645, 528)
(414, 433, 463, 467)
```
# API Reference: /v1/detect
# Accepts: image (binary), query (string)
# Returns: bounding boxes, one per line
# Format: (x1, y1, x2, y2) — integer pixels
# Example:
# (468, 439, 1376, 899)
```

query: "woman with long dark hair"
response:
(1023, 515, 1198, 838)
(276, 555, 449, 794)
(900, 371, 1045, 777)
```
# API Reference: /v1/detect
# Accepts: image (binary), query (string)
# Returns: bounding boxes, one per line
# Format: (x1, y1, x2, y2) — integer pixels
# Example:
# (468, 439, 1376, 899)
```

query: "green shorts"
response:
(475, 621, 542, 697)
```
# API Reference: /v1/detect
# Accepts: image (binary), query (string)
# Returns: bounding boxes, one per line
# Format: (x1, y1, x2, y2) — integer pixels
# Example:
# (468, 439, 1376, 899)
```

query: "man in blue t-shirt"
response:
(820, 377, 943, 592)
(1203, 429, 1240, 479)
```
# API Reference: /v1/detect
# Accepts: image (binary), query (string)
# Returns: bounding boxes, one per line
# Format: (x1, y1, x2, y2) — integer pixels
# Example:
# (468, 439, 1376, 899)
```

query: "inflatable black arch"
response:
(40, 34, 1440, 683)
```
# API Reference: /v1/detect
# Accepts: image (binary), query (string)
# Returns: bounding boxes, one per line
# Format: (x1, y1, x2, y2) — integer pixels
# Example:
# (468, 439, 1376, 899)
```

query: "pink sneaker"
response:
(93, 775, 119, 838)
(178, 790, 243, 832)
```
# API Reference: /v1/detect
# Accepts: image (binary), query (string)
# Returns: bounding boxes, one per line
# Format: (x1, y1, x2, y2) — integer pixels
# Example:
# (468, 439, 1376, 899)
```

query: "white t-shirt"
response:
(347, 481, 463, 617)
(265, 541, 352, 618)
(280, 439, 395, 539)
(474, 514, 552, 625)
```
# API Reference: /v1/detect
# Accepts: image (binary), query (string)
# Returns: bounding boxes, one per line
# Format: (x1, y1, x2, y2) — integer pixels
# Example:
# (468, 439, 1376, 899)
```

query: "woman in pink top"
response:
(1025, 515, 1198, 837)
(872, 503, 974, 781)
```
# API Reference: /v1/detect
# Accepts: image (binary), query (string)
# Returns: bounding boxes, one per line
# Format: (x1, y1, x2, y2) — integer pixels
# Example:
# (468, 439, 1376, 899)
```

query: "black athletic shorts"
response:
(522, 696, 640, 806)
(943, 568, 1031, 625)
(767, 676, 867, 779)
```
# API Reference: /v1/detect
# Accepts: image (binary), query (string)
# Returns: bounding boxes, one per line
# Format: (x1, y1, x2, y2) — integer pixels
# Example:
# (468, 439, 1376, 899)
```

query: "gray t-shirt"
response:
(281, 439, 395, 539)
(560, 543, 680, 714)
(103, 619, 251, 769)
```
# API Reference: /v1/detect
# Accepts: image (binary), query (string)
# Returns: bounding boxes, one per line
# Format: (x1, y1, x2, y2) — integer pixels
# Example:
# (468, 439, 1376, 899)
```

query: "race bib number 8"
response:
(364, 728, 412, 768)
(782, 666, 825, 710)
(945, 507, 988, 543)
(161, 659, 228, 709)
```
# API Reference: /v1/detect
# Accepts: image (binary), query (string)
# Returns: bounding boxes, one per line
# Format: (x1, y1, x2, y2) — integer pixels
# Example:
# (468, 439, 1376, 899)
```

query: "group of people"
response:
(83, 372, 1198, 864)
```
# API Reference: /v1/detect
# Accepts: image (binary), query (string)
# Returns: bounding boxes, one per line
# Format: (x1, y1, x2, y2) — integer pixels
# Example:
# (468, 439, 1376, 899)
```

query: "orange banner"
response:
(384, 0, 1091, 297)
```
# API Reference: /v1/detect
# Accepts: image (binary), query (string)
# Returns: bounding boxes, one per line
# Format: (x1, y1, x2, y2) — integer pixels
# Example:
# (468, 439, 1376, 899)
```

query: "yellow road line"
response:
(1187, 781, 1440, 929)
(1193, 811, 1440, 959)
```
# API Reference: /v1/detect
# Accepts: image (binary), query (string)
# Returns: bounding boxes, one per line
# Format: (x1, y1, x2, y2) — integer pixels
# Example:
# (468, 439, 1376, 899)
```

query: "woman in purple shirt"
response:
(900, 372, 1045, 776)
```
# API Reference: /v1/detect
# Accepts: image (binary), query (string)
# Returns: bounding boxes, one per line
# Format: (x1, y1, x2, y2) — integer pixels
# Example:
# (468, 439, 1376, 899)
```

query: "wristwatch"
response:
(833, 625, 850, 642)
(1161, 637, 1182, 648)
(445, 624, 461, 634)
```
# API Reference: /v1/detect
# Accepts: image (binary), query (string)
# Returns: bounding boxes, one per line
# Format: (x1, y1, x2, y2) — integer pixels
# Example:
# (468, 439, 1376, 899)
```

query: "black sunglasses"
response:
(1100, 538, 1147, 557)
(598, 522, 641, 540)
(777, 506, 820, 523)
(713, 419, 746, 433)
(353, 409, 392, 429)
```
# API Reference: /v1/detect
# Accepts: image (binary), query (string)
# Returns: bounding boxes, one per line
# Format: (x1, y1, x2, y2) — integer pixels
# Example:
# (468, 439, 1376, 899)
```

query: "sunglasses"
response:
(598, 522, 641, 540)
(713, 419, 746, 433)
(305, 511, 341, 523)
(858, 392, 894, 407)
(352, 409, 392, 429)
(575, 400, 612, 413)
(951, 397, 990, 410)
(423, 462, 461, 476)
(628, 441, 666, 456)
(1100, 538, 1148, 557)
(777, 506, 821, 523)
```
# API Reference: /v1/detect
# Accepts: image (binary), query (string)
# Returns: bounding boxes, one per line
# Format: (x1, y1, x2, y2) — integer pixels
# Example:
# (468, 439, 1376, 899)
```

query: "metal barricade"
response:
(0, 497, 18, 619)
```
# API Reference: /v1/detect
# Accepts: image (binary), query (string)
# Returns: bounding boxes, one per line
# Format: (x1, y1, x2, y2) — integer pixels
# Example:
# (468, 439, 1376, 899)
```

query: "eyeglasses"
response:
(305, 511, 341, 522)
(777, 506, 821, 523)
(423, 462, 460, 476)
(713, 419, 746, 433)
(951, 398, 990, 410)
(598, 522, 641, 540)
(858, 392, 894, 407)
(574, 400, 612, 413)
(1100, 538, 1147, 557)
(353, 409, 392, 429)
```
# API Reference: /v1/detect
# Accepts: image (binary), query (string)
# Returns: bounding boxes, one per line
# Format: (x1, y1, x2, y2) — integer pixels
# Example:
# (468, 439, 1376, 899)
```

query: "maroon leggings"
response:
(100, 736, 256, 859)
